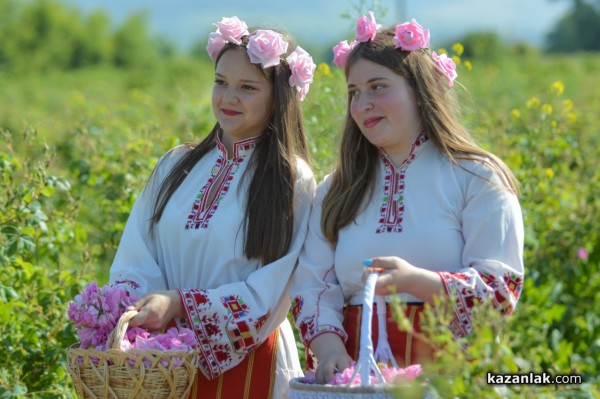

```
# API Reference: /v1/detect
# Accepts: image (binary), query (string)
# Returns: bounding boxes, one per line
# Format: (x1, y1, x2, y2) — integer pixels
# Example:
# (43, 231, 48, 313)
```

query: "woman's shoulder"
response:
(454, 155, 515, 195)
(455, 155, 497, 177)
(149, 144, 194, 181)
(313, 172, 335, 201)
(155, 144, 193, 169)
(294, 156, 314, 181)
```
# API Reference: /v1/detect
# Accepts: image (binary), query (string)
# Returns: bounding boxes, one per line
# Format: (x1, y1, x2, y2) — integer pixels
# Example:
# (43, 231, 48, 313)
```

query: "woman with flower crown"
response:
(290, 13, 524, 384)
(109, 16, 316, 398)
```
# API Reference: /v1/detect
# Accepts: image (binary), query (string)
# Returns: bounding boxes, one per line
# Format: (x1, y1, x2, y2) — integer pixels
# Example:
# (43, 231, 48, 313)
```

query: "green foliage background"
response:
(1, 0, 599, 398)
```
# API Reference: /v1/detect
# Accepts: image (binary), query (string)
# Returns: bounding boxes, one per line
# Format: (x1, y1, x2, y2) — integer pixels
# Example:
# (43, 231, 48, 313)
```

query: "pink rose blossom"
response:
(247, 29, 289, 68)
(355, 11, 380, 42)
(382, 364, 422, 383)
(206, 32, 227, 61)
(332, 40, 357, 69)
(215, 16, 249, 45)
(431, 51, 458, 87)
(321, 362, 422, 386)
(578, 247, 589, 260)
(394, 19, 430, 51)
(286, 46, 316, 100)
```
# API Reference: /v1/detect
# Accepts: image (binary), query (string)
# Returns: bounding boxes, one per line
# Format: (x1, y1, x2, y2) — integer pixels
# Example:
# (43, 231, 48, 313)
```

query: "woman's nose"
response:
(223, 88, 239, 104)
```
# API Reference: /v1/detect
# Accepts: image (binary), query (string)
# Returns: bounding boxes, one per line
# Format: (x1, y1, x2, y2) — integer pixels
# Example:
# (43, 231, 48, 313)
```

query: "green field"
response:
(1, 50, 599, 398)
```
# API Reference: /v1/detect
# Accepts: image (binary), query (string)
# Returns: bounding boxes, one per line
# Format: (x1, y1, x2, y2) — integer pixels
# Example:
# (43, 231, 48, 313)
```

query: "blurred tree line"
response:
(1, 0, 600, 74)
(546, 0, 600, 52)
(0, 0, 167, 73)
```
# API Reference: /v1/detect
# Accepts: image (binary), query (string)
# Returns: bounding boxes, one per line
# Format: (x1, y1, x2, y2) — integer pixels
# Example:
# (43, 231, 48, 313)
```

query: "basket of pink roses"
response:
(288, 271, 426, 399)
(66, 282, 199, 399)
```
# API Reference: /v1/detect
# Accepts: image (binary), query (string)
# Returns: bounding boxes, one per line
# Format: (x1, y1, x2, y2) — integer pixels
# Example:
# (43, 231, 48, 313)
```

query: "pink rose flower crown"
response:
(332, 12, 458, 88)
(206, 16, 316, 101)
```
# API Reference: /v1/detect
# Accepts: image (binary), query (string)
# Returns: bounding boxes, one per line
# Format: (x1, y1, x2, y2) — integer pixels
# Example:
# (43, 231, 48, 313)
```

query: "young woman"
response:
(109, 16, 316, 398)
(290, 14, 524, 384)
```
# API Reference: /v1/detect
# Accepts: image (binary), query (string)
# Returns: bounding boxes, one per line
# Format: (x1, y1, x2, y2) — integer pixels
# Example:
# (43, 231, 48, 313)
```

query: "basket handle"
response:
(348, 272, 386, 386)
(106, 309, 138, 350)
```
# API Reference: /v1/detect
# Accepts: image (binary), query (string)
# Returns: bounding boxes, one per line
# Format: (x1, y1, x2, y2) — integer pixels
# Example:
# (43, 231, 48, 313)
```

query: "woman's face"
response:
(212, 49, 274, 145)
(347, 58, 423, 160)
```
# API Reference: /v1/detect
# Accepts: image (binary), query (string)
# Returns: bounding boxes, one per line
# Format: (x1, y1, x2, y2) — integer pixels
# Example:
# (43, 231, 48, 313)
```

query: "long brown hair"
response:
(149, 30, 310, 265)
(322, 28, 518, 244)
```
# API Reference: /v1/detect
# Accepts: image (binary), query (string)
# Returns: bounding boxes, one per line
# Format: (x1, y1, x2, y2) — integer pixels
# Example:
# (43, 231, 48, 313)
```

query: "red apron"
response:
(189, 331, 279, 399)
(343, 303, 433, 367)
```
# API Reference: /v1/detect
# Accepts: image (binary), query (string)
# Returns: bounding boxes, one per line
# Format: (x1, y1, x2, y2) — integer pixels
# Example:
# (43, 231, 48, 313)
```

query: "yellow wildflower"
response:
(463, 60, 473, 71)
(551, 120, 558, 128)
(541, 104, 553, 115)
(452, 43, 464, 56)
(526, 96, 540, 108)
(567, 113, 577, 123)
(452, 55, 461, 65)
(511, 109, 521, 119)
(562, 99, 573, 111)
(317, 62, 331, 76)
(550, 81, 565, 96)
(437, 48, 448, 55)
(545, 168, 554, 179)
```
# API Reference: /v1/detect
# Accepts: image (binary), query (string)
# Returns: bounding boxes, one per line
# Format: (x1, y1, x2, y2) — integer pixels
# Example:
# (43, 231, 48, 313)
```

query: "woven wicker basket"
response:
(66, 311, 198, 399)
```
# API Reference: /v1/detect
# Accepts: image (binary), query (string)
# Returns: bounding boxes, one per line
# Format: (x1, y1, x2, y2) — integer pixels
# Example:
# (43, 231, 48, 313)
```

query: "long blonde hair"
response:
(321, 28, 518, 244)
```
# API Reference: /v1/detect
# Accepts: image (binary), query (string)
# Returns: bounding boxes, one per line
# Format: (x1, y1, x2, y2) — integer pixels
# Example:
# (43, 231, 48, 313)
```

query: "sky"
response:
(60, 0, 571, 52)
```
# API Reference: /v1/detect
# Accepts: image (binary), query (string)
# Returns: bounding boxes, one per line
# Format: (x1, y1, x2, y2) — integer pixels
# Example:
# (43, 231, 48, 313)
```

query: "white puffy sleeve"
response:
(177, 161, 315, 380)
(438, 160, 524, 338)
(289, 176, 348, 353)
(109, 148, 184, 297)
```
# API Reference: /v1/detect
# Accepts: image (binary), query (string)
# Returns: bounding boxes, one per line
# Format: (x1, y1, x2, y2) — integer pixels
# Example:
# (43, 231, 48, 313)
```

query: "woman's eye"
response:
(348, 89, 358, 98)
(242, 85, 256, 91)
(214, 79, 225, 85)
(372, 84, 385, 91)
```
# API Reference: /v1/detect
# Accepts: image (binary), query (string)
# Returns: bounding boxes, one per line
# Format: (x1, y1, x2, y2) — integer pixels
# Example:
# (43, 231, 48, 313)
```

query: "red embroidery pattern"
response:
(185, 137, 257, 230)
(222, 295, 250, 319)
(180, 288, 272, 377)
(376, 132, 428, 234)
(226, 319, 257, 354)
(180, 288, 230, 379)
(291, 296, 303, 322)
(298, 314, 315, 341)
(254, 312, 269, 331)
(439, 270, 523, 339)
(113, 279, 140, 289)
(221, 295, 269, 354)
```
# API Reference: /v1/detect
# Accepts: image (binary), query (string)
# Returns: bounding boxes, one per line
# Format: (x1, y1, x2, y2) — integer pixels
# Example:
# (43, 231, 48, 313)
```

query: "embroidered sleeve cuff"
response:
(302, 325, 348, 348)
(437, 271, 473, 339)
(178, 288, 223, 380)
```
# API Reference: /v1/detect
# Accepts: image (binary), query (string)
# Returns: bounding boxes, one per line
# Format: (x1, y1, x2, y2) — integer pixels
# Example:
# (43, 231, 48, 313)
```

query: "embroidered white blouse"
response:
(109, 135, 315, 396)
(290, 133, 524, 346)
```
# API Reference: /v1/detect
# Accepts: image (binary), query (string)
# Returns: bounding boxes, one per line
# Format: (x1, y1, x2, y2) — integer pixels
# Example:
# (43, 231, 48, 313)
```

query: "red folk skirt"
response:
(188, 331, 279, 399)
(343, 303, 433, 367)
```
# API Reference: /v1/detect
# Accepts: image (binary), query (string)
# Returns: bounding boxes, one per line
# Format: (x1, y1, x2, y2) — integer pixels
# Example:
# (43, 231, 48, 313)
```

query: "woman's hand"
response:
(309, 334, 353, 384)
(127, 290, 184, 330)
(363, 257, 444, 303)
(363, 256, 416, 295)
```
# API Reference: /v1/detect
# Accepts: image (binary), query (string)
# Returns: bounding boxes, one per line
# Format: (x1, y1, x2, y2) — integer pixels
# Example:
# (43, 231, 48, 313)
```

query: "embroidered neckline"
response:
(215, 133, 260, 160)
(185, 135, 258, 230)
(376, 131, 429, 234)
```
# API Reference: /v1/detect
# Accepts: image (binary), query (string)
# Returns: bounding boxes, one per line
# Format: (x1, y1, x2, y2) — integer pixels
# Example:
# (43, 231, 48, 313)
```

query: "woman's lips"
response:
(363, 116, 384, 128)
(222, 109, 242, 116)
